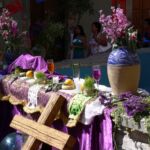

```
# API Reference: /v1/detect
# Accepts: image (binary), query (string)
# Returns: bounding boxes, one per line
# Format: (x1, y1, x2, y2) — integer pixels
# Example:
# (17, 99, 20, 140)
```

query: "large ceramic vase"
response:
(107, 48, 140, 95)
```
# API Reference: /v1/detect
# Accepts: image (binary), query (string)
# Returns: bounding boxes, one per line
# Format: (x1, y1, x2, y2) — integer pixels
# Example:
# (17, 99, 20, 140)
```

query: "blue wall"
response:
(56, 51, 150, 92)
(56, 65, 110, 86)
(139, 52, 150, 92)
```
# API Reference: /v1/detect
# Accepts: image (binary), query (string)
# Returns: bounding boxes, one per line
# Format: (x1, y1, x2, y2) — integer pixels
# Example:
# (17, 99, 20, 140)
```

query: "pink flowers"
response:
(2, 30, 9, 40)
(11, 20, 18, 37)
(0, 8, 26, 50)
(0, 9, 18, 40)
(99, 7, 130, 42)
(99, 7, 138, 52)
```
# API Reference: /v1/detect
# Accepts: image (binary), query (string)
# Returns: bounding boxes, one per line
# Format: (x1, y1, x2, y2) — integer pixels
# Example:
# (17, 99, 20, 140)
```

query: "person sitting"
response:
(70, 25, 88, 59)
(89, 22, 111, 55)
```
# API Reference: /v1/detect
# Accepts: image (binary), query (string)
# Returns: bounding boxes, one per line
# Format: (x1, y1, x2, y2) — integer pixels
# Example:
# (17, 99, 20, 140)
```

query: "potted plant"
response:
(99, 7, 140, 95)
(37, 19, 64, 60)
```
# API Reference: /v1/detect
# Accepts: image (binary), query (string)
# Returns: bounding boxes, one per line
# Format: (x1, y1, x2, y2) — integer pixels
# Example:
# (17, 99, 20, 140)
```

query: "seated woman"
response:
(89, 22, 111, 55)
(70, 25, 88, 59)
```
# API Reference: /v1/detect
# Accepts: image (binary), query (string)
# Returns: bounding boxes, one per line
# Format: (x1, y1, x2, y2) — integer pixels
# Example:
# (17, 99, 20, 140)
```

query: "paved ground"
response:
(55, 47, 150, 69)
(55, 50, 110, 69)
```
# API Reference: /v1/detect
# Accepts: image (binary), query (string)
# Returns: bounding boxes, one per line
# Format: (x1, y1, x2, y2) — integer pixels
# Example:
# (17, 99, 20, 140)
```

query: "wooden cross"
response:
(10, 93, 76, 150)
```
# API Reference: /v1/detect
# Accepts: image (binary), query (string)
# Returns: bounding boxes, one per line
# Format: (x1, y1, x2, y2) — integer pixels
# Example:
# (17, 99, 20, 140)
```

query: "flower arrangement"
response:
(99, 7, 138, 53)
(0, 8, 26, 51)
(109, 91, 150, 133)
(99, 91, 150, 142)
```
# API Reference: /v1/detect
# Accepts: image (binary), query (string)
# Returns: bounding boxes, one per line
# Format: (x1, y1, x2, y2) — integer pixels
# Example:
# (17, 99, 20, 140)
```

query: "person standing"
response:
(89, 22, 111, 55)
(70, 25, 88, 59)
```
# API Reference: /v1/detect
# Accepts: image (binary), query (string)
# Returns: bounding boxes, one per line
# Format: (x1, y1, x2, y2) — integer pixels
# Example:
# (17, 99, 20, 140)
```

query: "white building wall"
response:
(79, 0, 111, 38)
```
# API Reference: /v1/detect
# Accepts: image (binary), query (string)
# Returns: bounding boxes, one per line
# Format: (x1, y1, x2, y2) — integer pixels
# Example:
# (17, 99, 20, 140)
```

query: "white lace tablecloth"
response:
(27, 84, 43, 108)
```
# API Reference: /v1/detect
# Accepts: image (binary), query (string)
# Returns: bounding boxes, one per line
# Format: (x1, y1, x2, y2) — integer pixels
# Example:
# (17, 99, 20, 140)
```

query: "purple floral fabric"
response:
(0, 53, 113, 150)
(0, 75, 113, 150)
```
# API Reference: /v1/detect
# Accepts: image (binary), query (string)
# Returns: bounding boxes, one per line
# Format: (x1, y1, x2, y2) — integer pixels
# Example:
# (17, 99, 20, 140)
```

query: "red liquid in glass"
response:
(93, 69, 101, 81)
(48, 62, 55, 73)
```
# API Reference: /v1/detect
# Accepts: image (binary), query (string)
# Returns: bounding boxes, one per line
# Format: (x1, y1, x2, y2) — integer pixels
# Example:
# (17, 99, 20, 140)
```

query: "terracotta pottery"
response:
(107, 48, 140, 95)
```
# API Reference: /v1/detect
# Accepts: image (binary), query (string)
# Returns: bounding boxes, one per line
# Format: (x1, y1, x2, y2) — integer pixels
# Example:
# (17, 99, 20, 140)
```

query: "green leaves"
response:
(111, 102, 125, 127)
(84, 77, 95, 90)
(39, 21, 64, 50)
(61, 0, 94, 22)
(35, 72, 46, 80)
(66, 0, 93, 15)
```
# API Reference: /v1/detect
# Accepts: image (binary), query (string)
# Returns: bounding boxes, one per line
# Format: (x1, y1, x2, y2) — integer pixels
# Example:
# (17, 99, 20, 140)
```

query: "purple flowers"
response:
(119, 92, 149, 117)
(99, 91, 150, 119)
(118, 91, 133, 100)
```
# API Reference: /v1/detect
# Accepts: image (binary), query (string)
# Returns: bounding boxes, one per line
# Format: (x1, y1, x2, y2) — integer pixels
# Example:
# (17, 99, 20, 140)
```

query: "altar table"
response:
(0, 75, 113, 150)
(0, 54, 113, 150)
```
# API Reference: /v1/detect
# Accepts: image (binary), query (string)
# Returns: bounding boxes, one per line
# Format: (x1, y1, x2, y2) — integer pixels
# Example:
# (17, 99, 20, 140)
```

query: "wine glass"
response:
(47, 59, 55, 74)
(92, 65, 101, 89)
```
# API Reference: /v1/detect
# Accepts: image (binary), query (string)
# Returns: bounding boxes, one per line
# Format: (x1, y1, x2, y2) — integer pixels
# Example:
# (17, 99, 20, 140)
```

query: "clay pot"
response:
(107, 48, 140, 95)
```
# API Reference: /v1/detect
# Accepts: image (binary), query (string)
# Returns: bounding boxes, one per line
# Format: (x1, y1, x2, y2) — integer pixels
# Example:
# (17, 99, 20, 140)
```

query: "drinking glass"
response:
(72, 62, 80, 79)
(92, 65, 101, 89)
(47, 59, 55, 74)
(72, 63, 80, 93)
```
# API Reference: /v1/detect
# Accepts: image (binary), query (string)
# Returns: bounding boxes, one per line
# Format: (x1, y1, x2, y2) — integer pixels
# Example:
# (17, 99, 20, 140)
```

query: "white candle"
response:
(53, 76, 59, 84)
(73, 78, 84, 93)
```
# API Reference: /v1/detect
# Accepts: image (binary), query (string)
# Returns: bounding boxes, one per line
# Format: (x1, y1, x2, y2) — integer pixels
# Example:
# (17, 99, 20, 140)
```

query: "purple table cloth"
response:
(7, 53, 66, 80)
(0, 76, 113, 150)
(7, 54, 48, 73)
(50, 108, 113, 150)
(0, 54, 113, 150)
